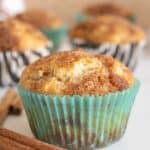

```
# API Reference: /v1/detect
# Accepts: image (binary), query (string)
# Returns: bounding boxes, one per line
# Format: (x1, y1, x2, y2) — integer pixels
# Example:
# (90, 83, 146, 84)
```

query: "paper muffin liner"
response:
(18, 79, 140, 149)
(76, 13, 137, 23)
(71, 39, 145, 71)
(75, 13, 88, 23)
(127, 15, 137, 23)
(41, 25, 67, 52)
(0, 43, 52, 87)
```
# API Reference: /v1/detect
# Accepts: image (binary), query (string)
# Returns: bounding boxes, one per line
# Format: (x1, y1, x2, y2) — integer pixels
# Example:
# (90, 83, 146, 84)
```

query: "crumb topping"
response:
(15, 9, 63, 29)
(0, 19, 49, 51)
(20, 49, 134, 96)
(84, 2, 134, 17)
(70, 15, 144, 44)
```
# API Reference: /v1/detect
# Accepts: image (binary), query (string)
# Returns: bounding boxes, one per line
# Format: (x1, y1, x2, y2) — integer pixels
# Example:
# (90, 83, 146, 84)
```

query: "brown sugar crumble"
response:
(20, 49, 134, 96)
(0, 19, 48, 52)
(70, 15, 144, 45)
(15, 9, 63, 29)
(84, 2, 133, 17)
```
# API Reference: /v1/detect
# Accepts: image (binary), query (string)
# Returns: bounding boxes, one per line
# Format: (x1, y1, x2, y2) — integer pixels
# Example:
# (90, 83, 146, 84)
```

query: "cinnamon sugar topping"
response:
(20, 49, 134, 95)
(15, 9, 63, 29)
(70, 15, 144, 44)
(0, 19, 48, 51)
(85, 2, 133, 17)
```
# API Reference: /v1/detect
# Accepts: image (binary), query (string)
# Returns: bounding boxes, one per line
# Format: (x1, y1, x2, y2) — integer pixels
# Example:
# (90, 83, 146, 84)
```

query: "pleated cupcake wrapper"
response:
(41, 24, 68, 52)
(18, 79, 140, 149)
(75, 13, 137, 23)
(75, 13, 88, 23)
(0, 44, 52, 87)
(127, 15, 137, 23)
(71, 40, 145, 71)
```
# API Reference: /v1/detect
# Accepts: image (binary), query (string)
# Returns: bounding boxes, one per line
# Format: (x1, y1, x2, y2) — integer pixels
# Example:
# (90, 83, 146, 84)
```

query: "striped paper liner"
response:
(0, 43, 52, 87)
(18, 79, 140, 149)
(71, 39, 145, 71)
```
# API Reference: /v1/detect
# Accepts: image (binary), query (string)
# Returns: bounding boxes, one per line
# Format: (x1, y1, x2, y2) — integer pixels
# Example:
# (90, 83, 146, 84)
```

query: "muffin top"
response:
(15, 9, 63, 29)
(20, 49, 134, 96)
(84, 2, 134, 18)
(0, 19, 49, 52)
(70, 15, 144, 44)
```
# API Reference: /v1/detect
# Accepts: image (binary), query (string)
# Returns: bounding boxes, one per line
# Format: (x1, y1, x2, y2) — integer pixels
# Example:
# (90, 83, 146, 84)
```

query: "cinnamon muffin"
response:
(0, 19, 52, 86)
(15, 9, 67, 51)
(76, 2, 136, 23)
(70, 15, 145, 70)
(18, 49, 140, 149)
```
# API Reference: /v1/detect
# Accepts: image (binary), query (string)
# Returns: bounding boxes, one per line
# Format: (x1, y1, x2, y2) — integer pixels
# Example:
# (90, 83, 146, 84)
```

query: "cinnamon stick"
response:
(0, 89, 23, 125)
(0, 128, 65, 150)
(8, 90, 23, 115)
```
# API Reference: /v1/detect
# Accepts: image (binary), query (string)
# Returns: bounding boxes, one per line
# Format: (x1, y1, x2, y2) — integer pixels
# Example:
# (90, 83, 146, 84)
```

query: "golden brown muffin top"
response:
(84, 2, 134, 17)
(70, 15, 144, 44)
(0, 19, 49, 52)
(15, 9, 63, 29)
(20, 49, 134, 96)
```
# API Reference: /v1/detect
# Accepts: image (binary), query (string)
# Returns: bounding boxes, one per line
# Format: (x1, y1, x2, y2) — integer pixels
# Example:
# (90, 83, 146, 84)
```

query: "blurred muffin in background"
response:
(15, 9, 67, 51)
(76, 2, 136, 23)
(18, 49, 140, 149)
(70, 15, 145, 71)
(0, 19, 52, 87)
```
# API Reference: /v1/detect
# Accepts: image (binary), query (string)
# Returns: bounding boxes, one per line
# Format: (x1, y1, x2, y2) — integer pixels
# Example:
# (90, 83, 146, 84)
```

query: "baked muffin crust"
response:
(20, 49, 134, 96)
(70, 15, 144, 44)
(0, 19, 49, 52)
(15, 9, 63, 29)
(84, 2, 133, 17)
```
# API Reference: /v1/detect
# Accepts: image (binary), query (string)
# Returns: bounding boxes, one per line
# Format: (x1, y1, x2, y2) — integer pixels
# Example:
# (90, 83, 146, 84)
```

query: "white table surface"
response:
(1, 42, 150, 150)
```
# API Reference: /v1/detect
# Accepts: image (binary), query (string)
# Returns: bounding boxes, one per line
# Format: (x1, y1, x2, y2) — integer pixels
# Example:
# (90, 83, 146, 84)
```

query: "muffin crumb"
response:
(85, 2, 134, 17)
(0, 19, 49, 51)
(70, 15, 144, 44)
(20, 49, 134, 95)
(15, 9, 63, 29)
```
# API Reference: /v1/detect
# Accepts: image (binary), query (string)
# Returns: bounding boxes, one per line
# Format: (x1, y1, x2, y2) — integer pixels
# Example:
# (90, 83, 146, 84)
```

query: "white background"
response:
(1, 42, 150, 150)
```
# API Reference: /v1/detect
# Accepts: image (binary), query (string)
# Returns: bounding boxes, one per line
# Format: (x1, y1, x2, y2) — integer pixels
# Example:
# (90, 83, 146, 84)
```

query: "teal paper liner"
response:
(18, 79, 140, 149)
(75, 13, 88, 23)
(76, 13, 137, 23)
(41, 25, 68, 52)
(127, 16, 137, 23)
